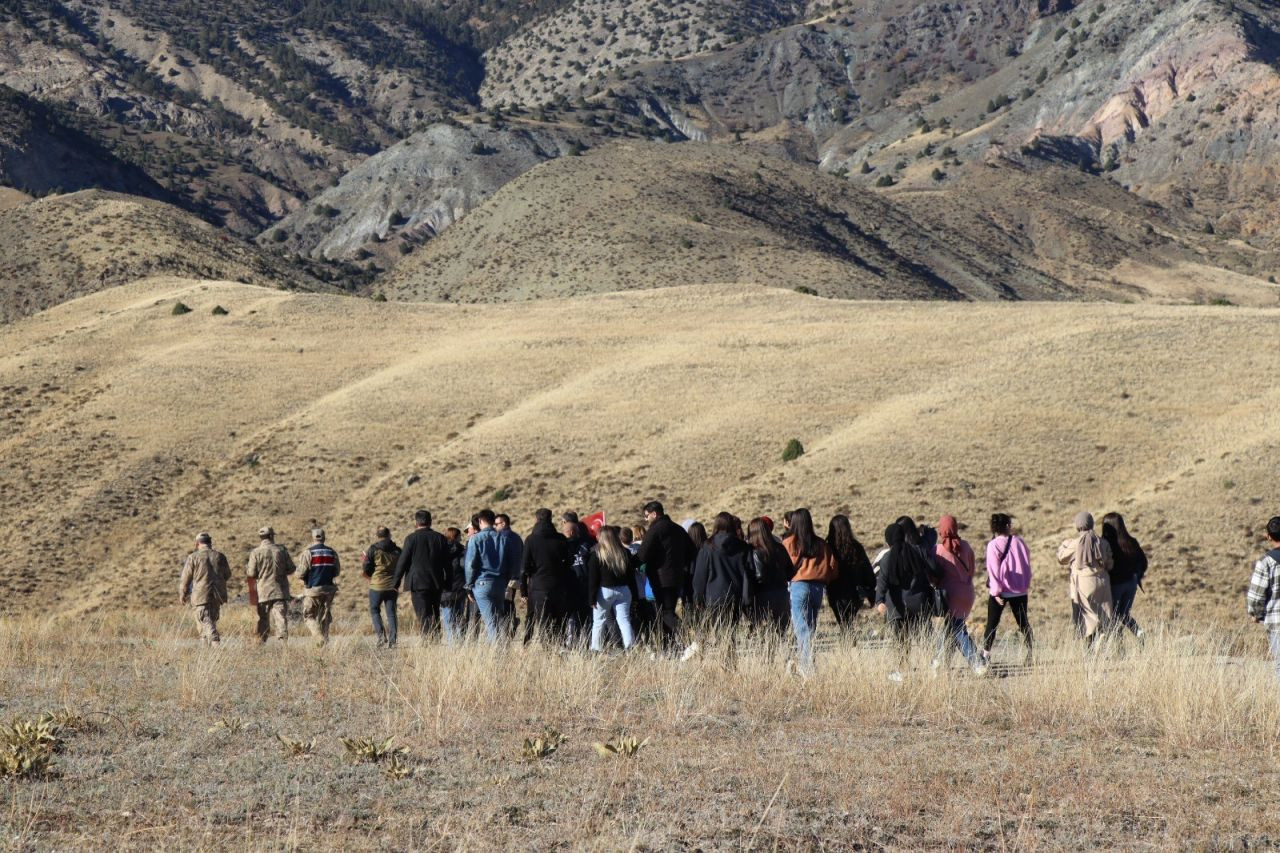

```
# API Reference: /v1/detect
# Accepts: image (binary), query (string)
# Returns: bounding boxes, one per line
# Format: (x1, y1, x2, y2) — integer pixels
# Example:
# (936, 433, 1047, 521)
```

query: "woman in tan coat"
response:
(1058, 512, 1114, 646)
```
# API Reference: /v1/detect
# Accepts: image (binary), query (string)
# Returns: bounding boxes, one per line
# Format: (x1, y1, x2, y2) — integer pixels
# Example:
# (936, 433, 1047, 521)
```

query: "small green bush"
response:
(782, 439, 805, 462)
(492, 487, 512, 502)
(211, 305, 229, 316)
(171, 301, 192, 315)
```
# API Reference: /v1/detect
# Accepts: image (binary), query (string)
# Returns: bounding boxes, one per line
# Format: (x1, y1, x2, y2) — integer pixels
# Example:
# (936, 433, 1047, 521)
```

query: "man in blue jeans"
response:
(1246, 516, 1280, 682)
(465, 509, 508, 643)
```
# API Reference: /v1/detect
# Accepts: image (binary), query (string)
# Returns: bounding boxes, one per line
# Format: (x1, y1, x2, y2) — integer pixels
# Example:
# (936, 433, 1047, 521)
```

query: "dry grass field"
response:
(3, 612, 1280, 849)
(4, 273, 1280, 848)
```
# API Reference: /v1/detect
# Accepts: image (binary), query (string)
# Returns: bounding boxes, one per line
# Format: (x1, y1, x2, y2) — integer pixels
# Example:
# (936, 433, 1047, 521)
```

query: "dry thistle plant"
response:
(593, 735, 650, 758)
(383, 752, 413, 780)
(208, 716, 247, 735)
(341, 735, 405, 764)
(1, 715, 63, 780)
(521, 727, 567, 761)
(276, 734, 315, 758)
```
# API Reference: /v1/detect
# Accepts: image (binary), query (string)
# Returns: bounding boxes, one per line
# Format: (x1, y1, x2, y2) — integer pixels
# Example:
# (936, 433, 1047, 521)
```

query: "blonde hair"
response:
(595, 526, 630, 575)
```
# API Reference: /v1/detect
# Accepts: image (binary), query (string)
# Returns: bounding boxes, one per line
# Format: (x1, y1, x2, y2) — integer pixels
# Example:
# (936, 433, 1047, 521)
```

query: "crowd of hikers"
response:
(186, 500, 1280, 681)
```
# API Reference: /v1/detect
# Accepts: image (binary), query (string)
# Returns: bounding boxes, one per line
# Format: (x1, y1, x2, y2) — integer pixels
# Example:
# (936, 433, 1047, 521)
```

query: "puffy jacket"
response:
(394, 526, 451, 591)
(693, 533, 753, 610)
(362, 539, 402, 592)
(299, 543, 341, 591)
(180, 548, 230, 606)
(521, 522, 573, 596)
(586, 548, 639, 604)
(751, 540, 793, 593)
(247, 541, 295, 603)
(635, 514, 696, 590)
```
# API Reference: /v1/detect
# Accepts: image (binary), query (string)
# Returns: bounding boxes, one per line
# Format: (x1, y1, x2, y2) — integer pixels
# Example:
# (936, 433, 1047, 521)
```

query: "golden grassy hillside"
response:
(382, 141, 1074, 303)
(1, 275, 1276, 628)
(0, 190, 317, 322)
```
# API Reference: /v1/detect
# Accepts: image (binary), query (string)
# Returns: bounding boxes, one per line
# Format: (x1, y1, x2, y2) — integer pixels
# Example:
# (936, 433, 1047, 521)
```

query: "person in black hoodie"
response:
(746, 517, 792, 641)
(637, 500, 697, 655)
(693, 512, 753, 629)
(826, 515, 876, 633)
(393, 509, 453, 639)
(521, 508, 574, 646)
(875, 517, 939, 682)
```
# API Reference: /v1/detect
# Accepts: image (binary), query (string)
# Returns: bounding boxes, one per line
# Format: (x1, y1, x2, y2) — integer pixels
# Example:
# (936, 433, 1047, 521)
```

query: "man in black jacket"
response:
(637, 500, 696, 655)
(521, 508, 574, 646)
(393, 509, 452, 638)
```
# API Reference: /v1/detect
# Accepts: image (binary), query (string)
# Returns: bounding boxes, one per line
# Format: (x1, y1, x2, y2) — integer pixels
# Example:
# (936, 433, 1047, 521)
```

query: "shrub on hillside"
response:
(782, 439, 805, 462)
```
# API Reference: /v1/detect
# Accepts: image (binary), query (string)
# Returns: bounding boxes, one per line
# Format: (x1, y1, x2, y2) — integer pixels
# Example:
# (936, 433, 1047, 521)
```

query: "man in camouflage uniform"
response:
(247, 526, 295, 643)
(179, 532, 231, 645)
(298, 528, 340, 645)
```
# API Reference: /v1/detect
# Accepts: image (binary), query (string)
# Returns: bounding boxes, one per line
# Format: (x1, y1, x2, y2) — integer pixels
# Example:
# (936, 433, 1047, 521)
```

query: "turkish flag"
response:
(582, 511, 606, 540)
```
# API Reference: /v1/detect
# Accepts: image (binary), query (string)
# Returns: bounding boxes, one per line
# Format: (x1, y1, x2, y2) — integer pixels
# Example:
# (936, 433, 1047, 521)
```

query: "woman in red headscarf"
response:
(932, 515, 987, 676)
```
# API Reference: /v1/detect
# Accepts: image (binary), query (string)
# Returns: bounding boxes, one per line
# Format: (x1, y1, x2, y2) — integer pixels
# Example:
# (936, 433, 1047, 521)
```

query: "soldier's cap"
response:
(258, 525, 274, 538)
(312, 528, 325, 541)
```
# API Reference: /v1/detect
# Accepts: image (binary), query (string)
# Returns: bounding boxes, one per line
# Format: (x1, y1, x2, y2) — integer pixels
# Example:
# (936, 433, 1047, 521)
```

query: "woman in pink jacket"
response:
(932, 515, 987, 675)
(982, 513, 1034, 666)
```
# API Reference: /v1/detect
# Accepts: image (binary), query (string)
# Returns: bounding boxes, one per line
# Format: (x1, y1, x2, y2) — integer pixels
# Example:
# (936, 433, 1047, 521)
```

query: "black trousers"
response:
(411, 588, 442, 636)
(983, 594, 1033, 657)
(655, 585, 683, 652)
(524, 588, 571, 646)
(828, 595, 860, 629)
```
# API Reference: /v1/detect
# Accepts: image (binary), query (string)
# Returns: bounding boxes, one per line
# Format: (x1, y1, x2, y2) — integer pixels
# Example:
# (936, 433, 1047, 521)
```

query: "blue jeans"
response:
(368, 589, 398, 646)
(441, 604, 463, 645)
(472, 577, 505, 644)
(1112, 578, 1140, 635)
(935, 615, 980, 667)
(591, 586, 635, 651)
(789, 581, 824, 673)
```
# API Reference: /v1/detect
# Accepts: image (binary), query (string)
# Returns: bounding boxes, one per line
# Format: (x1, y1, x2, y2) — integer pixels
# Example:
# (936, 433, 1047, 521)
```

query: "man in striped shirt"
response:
(1246, 516, 1280, 682)
(299, 528, 341, 645)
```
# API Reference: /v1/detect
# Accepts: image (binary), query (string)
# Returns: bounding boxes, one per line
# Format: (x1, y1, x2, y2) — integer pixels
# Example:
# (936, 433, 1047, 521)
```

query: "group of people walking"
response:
(177, 499, 1221, 680)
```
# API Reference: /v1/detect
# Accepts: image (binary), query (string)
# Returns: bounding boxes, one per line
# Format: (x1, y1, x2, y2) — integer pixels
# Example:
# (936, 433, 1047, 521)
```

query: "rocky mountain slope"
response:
(0, 190, 321, 321)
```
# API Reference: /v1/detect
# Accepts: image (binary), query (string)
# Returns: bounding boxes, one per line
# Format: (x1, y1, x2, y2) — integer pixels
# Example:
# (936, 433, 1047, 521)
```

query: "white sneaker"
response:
(973, 661, 990, 677)
(680, 641, 701, 662)
(887, 670, 904, 683)
(930, 658, 943, 678)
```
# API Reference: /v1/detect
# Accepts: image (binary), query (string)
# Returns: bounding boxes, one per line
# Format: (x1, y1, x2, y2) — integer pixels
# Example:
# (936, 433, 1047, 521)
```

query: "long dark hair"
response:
(990, 513, 1013, 536)
(747, 517, 774, 554)
(826, 515, 863, 567)
(1101, 512, 1139, 556)
(895, 515, 920, 544)
(787, 508, 821, 559)
(711, 511, 735, 542)
(688, 522, 708, 550)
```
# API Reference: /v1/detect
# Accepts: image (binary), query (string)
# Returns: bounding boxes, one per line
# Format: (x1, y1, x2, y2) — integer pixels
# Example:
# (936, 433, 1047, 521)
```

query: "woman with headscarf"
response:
(875, 518, 938, 682)
(932, 515, 986, 675)
(1058, 511, 1115, 646)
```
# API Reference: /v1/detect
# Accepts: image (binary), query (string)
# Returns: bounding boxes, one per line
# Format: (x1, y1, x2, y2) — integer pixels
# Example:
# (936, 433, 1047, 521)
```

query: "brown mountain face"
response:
(2, 0, 1280, 311)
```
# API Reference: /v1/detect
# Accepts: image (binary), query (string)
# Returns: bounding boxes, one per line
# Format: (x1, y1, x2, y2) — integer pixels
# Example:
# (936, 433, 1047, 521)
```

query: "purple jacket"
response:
(985, 535, 1032, 597)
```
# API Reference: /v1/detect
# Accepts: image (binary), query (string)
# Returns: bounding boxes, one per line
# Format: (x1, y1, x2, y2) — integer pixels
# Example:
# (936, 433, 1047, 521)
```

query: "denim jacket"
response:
(465, 528, 505, 587)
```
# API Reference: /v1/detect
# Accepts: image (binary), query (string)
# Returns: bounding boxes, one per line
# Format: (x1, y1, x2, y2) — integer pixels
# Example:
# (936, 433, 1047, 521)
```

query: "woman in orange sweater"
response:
(784, 508, 838, 675)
